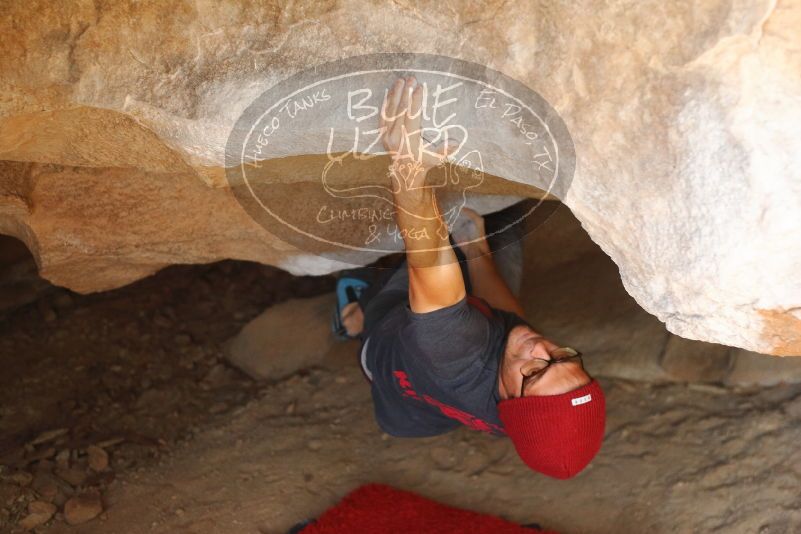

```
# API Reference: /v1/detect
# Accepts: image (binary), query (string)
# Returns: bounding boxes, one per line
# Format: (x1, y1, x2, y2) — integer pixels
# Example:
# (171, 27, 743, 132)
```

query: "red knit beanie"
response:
(497, 379, 606, 479)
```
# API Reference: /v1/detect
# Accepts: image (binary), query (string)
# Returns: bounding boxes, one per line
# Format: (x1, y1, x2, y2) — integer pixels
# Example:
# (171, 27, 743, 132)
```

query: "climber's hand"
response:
(380, 76, 457, 188)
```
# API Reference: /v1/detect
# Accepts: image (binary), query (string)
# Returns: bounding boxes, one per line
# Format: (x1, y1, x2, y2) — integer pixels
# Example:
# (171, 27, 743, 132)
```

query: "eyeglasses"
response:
(520, 347, 584, 398)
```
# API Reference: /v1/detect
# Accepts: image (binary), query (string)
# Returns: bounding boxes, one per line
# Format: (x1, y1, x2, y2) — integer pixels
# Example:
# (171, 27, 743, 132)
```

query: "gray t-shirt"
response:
(362, 287, 528, 437)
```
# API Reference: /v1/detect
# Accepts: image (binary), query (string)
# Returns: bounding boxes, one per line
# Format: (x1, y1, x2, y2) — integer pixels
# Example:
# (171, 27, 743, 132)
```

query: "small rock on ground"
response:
(18, 500, 57, 529)
(64, 491, 103, 525)
(87, 445, 109, 471)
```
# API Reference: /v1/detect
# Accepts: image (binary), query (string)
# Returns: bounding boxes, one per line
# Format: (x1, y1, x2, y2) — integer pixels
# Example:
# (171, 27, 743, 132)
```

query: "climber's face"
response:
(498, 325, 591, 400)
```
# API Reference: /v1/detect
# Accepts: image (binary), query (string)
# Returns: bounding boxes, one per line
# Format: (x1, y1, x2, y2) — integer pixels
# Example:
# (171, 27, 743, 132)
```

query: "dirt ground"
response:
(2, 210, 801, 533)
(54, 364, 801, 533)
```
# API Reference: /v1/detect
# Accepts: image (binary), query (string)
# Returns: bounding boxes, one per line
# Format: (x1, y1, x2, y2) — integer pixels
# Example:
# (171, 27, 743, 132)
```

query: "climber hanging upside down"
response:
(332, 76, 606, 479)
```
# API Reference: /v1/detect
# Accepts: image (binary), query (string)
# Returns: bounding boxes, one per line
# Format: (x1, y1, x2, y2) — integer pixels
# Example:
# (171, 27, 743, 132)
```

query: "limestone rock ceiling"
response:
(0, 0, 799, 355)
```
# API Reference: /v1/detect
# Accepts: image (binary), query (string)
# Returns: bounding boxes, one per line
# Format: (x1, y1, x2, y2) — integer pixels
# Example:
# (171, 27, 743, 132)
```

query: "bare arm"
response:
(465, 255, 526, 318)
(381, 76, 464, 313)
(391, 170, 466, 312)
(451, 208, 526, 318)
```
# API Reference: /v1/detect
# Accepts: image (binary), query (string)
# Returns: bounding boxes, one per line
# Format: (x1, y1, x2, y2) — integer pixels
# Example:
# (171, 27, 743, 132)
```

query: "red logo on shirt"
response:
(393, 370, 505, 435)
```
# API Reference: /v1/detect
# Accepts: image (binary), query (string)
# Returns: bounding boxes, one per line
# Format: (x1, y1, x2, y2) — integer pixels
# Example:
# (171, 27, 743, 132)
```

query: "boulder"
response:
(225, 293, 337, 380)
(521, 207, 801, 384)
(0, 0, 799, 355)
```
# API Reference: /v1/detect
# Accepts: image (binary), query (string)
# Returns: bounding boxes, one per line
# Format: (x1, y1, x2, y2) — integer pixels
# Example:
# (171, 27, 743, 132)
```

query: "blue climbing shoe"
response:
(331, 274, 370, 340)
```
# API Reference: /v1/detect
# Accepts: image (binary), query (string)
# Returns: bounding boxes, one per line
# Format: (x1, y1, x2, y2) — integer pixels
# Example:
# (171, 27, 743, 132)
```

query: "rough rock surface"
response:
(1, 0, 799, 355)
(523, 207, 801, 385)
(225, 293, 337, 380)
